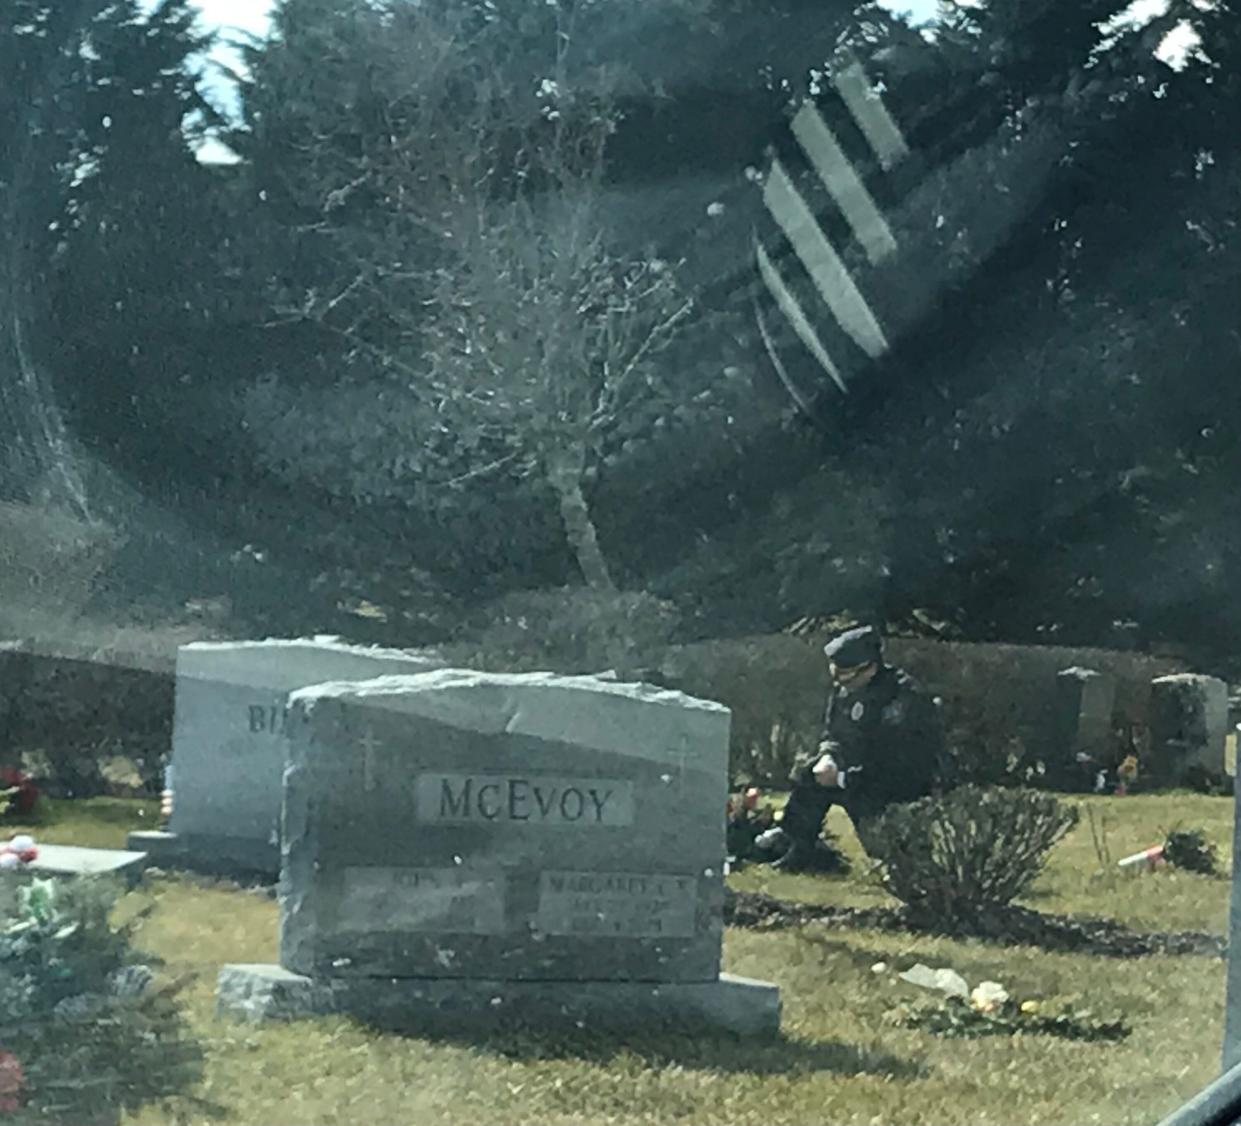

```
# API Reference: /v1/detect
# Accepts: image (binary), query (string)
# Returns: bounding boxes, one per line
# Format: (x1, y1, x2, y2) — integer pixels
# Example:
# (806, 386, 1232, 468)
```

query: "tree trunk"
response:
(549, 464, 615, 592)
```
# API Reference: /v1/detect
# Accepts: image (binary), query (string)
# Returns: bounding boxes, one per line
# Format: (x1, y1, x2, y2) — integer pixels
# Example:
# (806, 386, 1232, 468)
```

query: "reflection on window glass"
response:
(0, 0, 1238, 1122)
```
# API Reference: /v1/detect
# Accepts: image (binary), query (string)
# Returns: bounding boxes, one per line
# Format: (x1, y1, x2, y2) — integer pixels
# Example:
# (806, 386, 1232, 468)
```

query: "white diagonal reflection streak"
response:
(754, 239, 848, 394)
(762, 159, 889, 359)
(791, 101, 897, 265)
(834, 59, 910, 171)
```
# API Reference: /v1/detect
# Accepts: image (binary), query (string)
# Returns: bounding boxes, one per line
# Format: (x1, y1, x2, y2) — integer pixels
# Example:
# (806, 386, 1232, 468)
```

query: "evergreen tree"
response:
(0, 1, 107, 513)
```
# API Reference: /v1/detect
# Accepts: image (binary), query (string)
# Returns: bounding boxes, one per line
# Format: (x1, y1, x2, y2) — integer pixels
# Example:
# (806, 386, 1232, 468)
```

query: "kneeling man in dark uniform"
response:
(759, 626, 944, 872)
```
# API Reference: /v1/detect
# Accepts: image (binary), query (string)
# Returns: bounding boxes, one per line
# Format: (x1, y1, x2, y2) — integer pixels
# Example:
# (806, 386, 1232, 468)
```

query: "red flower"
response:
(0, 769, 38, 816)
(0, 1050, 25, 1113)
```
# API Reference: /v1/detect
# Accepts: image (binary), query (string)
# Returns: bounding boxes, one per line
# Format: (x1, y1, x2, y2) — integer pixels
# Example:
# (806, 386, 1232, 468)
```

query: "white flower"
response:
(970, 981, 1009, 1013)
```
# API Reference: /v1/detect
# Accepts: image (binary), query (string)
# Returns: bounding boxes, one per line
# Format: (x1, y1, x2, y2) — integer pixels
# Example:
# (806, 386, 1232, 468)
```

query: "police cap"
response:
(823, 626, 882, 668)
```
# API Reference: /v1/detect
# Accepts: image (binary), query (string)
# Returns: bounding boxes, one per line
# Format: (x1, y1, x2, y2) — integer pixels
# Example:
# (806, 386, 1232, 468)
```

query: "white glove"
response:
(813, 755, 846, 788)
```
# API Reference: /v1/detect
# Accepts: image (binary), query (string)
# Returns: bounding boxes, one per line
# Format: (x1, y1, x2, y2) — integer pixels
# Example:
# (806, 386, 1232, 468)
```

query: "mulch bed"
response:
(724, 889, 1224, 958)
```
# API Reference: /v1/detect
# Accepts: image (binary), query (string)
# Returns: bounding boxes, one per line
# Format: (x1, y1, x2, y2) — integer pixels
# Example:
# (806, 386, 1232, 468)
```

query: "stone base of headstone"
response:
(126, 829, 276, 881)
(216, 964, 781, 1037)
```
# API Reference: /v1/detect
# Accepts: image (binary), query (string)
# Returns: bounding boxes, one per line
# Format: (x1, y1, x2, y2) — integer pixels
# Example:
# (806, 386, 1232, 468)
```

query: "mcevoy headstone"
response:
(217, 669, 780, 1035)
(128, 638, 441, 878)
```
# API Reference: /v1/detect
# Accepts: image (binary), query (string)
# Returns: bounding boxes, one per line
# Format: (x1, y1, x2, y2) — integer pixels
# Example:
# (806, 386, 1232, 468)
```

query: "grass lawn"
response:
(6, 792, 1234, 1126)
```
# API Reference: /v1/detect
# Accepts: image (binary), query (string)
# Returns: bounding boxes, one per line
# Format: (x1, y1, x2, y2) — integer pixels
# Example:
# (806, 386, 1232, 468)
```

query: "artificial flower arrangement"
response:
(0, 768, 38, 819)
(0, 836, 37, 871)
(881, 962, 1130, 1041)
(725, 787, 777, 863)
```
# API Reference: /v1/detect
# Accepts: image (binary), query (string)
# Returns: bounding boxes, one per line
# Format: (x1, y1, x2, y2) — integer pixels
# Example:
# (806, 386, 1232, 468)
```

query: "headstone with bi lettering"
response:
(216, 669, 780, 1035)
(128, 638, 441, 878)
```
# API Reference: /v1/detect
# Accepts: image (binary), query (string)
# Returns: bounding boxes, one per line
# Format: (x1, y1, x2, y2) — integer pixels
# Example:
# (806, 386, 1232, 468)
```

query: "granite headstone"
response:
(217, 669, 780, 1035)
(1149, 673, 1228, 786)
(128, 638, 441, 878)
(1047, 666, 1115, 787)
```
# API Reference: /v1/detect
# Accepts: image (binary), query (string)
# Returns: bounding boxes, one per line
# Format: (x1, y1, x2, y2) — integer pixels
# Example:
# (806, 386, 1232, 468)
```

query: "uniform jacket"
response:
(792, 664, 943, 818)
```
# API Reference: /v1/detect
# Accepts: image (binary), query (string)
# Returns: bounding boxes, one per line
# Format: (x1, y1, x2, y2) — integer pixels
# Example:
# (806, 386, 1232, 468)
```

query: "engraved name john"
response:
(415, 773, 635, 826)
(338, 866, 506, 934)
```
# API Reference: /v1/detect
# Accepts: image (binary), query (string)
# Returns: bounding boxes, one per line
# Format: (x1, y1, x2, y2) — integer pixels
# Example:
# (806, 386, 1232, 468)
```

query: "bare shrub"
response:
(867, 785, 1079, 926)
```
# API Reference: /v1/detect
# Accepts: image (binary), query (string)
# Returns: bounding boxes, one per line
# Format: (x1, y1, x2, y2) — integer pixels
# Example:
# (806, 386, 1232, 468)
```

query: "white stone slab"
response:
(27, 844, 147, 880)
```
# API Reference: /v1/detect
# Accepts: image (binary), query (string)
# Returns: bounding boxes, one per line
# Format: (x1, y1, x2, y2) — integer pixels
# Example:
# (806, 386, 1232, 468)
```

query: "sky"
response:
(182, 0, 1197, 161)
(185, 0, 942, 46)
(183, 0, 275, 111)
(183, 0, 939, 161)
(186, 0, 940, 112)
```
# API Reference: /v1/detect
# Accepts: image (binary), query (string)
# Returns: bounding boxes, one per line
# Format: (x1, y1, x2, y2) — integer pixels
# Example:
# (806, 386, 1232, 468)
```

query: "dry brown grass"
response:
(16, 793, 1233, 1126)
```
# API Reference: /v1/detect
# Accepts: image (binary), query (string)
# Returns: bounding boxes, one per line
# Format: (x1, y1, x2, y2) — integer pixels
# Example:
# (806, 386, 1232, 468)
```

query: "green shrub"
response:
(0, 877, 202, 1122)
(937, 708, 1040, 789)
(889, 997, 1129, 1042)
(866, 785, 1079, 925)
(728, 714, 817, 788)
(1182, 764, 1234, 797)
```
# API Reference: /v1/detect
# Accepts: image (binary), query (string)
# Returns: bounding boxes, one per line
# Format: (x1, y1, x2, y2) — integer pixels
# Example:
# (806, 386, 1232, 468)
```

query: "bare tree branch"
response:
(278, 0, 697, 588)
